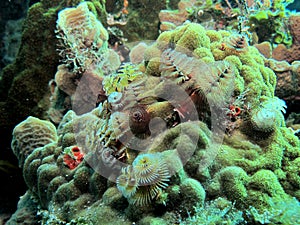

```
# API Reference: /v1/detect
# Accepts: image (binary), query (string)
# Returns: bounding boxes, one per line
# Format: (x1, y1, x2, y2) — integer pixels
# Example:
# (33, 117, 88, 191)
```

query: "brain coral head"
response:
(11, 116, 58, 167)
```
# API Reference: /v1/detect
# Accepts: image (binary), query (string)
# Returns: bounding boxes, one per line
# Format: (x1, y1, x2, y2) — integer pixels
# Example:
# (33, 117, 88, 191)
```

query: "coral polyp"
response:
(116, 166, 137, 198)
(63, 145, 85, 169)
(133, 153, 170, 187)
(246, 97, 287, 136)
(251, 108, 278, 132)
(222, 34, 249, 54)
(160, 48, 235, 107)
(116, 153, 171, 206)
(129, 105, 151, 134)
(108, 92, 124, 111)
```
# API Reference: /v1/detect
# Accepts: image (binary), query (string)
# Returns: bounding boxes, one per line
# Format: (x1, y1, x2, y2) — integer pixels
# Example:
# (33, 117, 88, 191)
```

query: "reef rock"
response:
(9, 21, 300, 224)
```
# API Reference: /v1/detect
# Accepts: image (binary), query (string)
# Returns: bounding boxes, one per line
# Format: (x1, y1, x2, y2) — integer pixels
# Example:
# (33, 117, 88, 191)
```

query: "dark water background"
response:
(0, 0, 40, 219)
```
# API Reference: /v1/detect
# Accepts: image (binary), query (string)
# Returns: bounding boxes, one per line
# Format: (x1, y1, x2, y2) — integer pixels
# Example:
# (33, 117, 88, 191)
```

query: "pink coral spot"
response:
(63, 146, 85, 169)
(63, 154, 78, 170)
